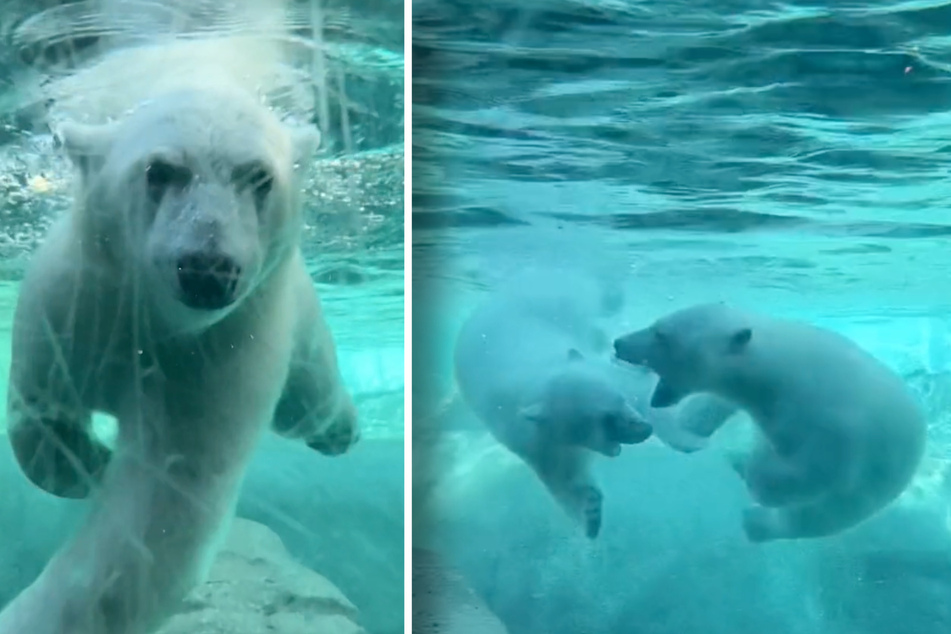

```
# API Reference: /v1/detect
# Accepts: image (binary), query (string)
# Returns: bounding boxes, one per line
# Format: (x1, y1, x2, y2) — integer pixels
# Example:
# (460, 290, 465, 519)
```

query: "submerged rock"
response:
(160, 519, 365, 634)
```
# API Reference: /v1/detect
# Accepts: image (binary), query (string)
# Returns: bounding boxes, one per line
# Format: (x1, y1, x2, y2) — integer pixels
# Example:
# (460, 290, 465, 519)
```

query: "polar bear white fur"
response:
(454, 274, 653, 539)
(614, 302, 926, 543)
(0, 37, 357, 634)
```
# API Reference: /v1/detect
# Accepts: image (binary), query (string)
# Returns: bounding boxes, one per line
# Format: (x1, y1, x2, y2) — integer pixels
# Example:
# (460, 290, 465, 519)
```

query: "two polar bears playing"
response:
(454, 274, 926, 545)
(0, 28, 358, 634)
(453, 272, 736, 540)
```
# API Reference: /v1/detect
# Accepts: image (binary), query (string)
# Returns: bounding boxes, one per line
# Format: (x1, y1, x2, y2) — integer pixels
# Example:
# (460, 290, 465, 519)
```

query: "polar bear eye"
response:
(232, 162, 274, 206)
(146, 160, 192, 204)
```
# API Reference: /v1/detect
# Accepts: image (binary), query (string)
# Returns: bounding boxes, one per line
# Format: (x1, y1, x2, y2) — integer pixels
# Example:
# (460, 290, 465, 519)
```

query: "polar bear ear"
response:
(728, 328, 752, 353)
(567, 349, 584, 362)
(54, 121, 118, 178)
(288, 124, 321, 170)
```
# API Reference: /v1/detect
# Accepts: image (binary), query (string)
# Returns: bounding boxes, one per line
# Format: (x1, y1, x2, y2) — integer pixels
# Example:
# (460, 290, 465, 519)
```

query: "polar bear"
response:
(0, 83, 358, 633)
(613, 302, 926, 543)
(606, 360, 739, 454)
(453, 275, 653, 539)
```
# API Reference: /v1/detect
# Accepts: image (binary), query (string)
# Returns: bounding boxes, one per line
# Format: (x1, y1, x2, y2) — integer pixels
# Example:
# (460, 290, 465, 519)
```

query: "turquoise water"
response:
(414, 1, 951, 633)
(0, 2, 404, 634)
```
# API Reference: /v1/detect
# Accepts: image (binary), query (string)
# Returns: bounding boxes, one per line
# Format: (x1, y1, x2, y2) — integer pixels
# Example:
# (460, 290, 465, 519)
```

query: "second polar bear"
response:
(0, 85, 358, 634)
(614, 302, 926, 543)
(453, 273, 654, 539)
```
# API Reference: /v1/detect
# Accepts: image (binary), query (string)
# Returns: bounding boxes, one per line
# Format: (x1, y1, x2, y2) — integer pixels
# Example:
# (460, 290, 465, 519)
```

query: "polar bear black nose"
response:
(175, 253, 241, 310)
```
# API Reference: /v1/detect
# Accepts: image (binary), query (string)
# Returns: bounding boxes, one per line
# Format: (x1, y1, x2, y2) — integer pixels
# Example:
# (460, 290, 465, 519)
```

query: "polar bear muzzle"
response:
(175, 251, 242, 310)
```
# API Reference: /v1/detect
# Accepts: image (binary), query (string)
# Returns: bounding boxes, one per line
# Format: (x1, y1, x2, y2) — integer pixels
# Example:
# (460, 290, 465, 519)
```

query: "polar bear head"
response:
(56, 86, 320, 331)
(613, 302, 754, 408)
(519, 349, 653, 456)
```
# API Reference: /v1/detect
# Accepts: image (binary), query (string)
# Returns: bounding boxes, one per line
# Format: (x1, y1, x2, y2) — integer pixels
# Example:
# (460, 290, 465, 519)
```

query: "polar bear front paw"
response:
(9, 414, 111, 499)
(576, 484, 603, 539)
(306, 399, 360, 456)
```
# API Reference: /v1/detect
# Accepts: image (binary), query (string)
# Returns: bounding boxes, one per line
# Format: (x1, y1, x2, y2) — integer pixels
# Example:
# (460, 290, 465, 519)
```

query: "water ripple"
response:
(413, 0, 951, 312)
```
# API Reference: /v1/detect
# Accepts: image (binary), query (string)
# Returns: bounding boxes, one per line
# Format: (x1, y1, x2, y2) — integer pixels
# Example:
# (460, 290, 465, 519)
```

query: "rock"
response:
(238, 435, 405, 634)
(412, 548, 507, 634)
(160, 519, 365, 634)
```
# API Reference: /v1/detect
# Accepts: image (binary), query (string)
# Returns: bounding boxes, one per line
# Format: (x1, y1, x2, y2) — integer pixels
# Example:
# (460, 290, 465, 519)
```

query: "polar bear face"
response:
(57, 87, 320, 331)
(520, 350, 653, 456)
(613, 302, 753, 408)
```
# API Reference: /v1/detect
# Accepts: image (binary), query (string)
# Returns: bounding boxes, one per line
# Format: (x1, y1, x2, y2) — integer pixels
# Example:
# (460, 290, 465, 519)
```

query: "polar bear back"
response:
(454, 293, 584, 439)
(739, 315, 921, 445)
(649, 304, 927, 496)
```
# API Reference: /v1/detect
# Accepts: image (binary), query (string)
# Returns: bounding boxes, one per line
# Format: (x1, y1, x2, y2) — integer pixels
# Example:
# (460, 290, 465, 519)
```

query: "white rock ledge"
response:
(161, 518, 366, 634)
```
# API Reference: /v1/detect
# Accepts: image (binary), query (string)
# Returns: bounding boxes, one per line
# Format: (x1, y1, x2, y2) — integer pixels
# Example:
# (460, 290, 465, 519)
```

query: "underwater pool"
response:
(413, 1, 951, 633)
